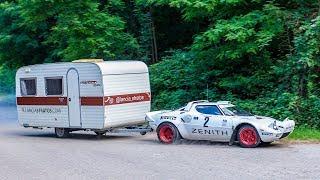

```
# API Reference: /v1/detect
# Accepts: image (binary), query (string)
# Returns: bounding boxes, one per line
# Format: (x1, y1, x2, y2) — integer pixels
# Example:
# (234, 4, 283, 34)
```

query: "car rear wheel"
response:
(55, 128, 70, 138)
(157, 123, 181, 144)
(237, 125, 261, 148)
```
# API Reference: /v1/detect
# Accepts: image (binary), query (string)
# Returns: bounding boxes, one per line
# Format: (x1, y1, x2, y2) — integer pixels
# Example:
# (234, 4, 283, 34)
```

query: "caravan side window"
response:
(20, 78, 37, 96)
(45, 77, 63, 96)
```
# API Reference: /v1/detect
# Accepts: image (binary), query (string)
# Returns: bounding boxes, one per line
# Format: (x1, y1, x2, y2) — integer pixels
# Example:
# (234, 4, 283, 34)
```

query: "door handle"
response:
(68, 98, 71, 101)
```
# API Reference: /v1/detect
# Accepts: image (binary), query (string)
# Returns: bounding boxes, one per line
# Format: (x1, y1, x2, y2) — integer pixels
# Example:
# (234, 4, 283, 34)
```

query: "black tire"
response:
(140, 131, 147, 136)
(156, 123, 181, 144)
(55, 128, 70, 138)
(237, 125, 261, 148)
(94, 131, 105, 136)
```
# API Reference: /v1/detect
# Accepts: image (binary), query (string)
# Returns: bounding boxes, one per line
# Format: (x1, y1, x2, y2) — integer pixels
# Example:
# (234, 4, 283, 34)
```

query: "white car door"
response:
(186, 105, 233, 141)
(179, 111, 207, 140)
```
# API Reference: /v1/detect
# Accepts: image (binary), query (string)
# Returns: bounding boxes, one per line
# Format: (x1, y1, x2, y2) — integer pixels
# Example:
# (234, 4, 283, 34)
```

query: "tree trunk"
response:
(298, 65, 308, 98)
(150, 7, 158, 64)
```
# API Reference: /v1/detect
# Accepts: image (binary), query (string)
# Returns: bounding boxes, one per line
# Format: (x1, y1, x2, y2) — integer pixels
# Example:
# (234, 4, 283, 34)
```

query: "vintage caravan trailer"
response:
(16, 59, 151, 137)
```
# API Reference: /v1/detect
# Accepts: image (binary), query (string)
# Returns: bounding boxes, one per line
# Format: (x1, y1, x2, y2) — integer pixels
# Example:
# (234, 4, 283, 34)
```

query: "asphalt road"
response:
(0, 105, 320, 180)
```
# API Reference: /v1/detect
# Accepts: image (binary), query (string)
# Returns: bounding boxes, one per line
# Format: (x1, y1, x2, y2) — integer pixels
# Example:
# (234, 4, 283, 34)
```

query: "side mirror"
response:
(181, 113, 192, 123)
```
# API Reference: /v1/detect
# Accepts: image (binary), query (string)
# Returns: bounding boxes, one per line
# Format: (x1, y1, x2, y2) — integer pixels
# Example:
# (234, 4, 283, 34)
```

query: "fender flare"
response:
(157, 121, 184, 139)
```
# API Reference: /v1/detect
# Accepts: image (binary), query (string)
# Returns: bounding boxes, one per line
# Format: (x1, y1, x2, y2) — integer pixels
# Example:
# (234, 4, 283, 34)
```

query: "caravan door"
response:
(67, 69, 81, 127)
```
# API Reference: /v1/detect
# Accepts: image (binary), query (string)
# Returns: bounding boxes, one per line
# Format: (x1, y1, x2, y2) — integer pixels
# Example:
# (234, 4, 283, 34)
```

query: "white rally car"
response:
(146, 101, 295, 148)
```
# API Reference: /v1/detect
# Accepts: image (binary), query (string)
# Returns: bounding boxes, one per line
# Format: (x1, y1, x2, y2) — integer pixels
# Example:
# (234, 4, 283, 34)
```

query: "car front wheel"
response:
(157, 123, 181, 144)
(237, 125, 261, 148)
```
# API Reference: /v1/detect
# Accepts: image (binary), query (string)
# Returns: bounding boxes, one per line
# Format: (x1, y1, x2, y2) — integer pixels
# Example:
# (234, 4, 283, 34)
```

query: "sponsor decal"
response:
(22, 107, 62, 114)
(104, 92, 151, 105)
(116, 95, 143, 104)
(262, 132, 273, 136)
(160, 116, 177, 120)
(222, 119, 228, 126)
(203, 117, 209, 127)
(104, 97, 115, 105)
(80, 80, 101, 87)
(192, 128, 228, 136)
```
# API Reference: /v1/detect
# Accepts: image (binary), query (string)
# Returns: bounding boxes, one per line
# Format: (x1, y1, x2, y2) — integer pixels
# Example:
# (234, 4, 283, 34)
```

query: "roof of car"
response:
(184, 100, 234, 111)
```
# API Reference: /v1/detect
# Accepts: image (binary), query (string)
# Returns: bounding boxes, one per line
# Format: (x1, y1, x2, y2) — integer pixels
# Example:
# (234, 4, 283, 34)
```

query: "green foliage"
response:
(147, 0, 320, 129)
(0, 0, 319, 129)
(193, 4, 285, 60)
(0, 64, 15, 93)
(0, 1, 139, 63)
(0, 1, 48, 66)
(18, 0, 139, 61)
(288, 126, 320, 141)
(150, 51, 205, 109)
(149, 50, 320, 128)
(0, 0, 140, 92)
(294, 16, 320, 68)
(45, 4, 138, 61)
(235, 93, 320, 128)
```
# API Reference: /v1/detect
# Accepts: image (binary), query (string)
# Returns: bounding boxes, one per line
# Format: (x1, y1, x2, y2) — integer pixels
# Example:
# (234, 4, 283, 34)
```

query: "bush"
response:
(150, 51, 207, 110)
(149, 50, 320, 128)
(229, 93, 320, 128)
(0, 65, 15, 94)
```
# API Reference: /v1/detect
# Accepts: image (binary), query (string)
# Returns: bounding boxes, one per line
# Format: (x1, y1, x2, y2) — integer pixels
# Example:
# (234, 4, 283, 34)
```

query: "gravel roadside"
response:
(0, 124, 319, 180)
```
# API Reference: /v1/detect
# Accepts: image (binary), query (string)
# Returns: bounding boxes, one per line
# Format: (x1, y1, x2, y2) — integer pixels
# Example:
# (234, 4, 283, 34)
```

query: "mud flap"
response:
(229, 130, 237, 146)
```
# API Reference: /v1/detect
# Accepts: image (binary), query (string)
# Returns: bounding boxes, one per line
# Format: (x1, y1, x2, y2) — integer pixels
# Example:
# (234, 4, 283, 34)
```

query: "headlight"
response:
(268, 121, 278, 130)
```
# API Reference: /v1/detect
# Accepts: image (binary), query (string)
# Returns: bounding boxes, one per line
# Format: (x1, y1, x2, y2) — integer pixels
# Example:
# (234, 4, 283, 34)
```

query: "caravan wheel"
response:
(94, 131, 105, 136)
(55, 128, 70, 138)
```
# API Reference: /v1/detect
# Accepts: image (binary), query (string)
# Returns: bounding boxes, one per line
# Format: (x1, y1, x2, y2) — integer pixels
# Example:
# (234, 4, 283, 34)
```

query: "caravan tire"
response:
(55, 128, 70, 138)
(94, 131, 105, 136)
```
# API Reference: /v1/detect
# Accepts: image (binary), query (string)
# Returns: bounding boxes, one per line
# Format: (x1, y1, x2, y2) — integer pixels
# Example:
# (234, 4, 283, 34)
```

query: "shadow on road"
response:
(9, 131, 136, 141)
(139, 138, 287, 148)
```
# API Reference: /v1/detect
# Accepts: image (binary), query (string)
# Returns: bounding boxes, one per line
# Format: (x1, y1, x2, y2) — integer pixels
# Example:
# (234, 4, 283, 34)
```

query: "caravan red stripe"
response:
(80, 97, 104, 106)
(16, 92, 151, 106)
(17, 97, 67, 106)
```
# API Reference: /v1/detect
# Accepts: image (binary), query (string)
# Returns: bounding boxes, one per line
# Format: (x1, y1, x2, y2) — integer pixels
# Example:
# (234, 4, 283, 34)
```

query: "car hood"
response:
(235, 115, 278, 125)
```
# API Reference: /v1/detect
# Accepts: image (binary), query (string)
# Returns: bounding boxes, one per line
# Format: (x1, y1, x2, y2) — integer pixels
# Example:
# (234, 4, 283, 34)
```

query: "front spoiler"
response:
(280, 132, 291, 139)
(260, 118, 295, 142)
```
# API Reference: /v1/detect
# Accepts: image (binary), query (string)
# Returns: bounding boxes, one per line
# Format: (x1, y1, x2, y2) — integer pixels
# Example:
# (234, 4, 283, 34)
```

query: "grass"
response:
(288, 126, 320, 141)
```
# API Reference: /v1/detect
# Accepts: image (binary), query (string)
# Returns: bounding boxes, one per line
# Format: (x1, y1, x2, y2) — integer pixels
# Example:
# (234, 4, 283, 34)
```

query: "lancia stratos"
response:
(146, 101, 295, 148)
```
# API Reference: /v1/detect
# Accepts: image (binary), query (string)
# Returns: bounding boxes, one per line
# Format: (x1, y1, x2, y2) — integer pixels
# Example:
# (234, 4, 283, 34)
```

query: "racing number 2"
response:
(203, 117, 209, 127)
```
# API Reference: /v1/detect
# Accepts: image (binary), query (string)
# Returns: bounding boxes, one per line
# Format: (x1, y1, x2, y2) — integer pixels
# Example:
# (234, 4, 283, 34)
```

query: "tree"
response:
(0, 0, 140, 92)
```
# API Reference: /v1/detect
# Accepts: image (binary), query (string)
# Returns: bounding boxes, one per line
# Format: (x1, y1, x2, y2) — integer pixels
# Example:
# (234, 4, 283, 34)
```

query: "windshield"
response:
(221, 106, 253, 116)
